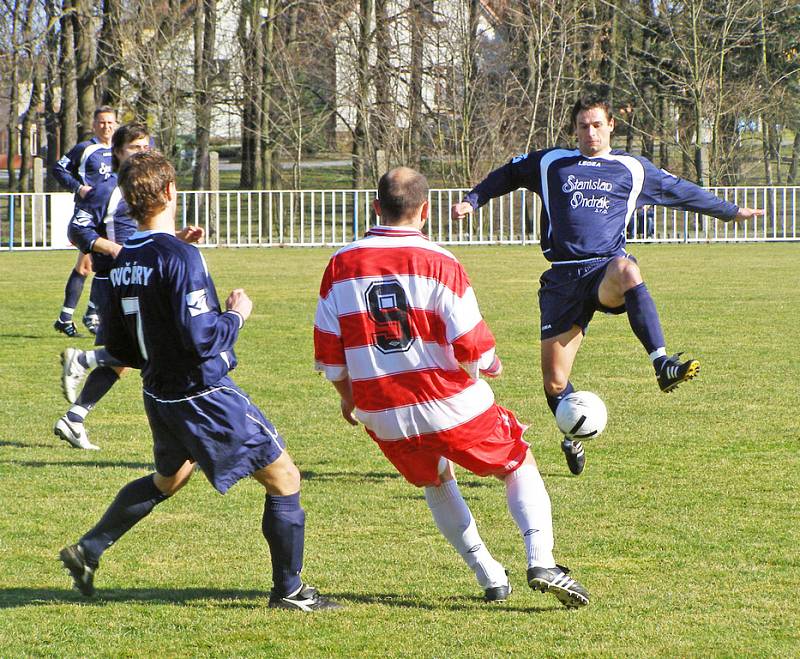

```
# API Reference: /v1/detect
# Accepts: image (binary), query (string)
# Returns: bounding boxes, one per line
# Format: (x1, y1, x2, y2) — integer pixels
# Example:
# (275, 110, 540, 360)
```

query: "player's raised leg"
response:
(424, 459, 511, 602)
(60, 460, 195, 595)
(598, 257, 699, 392)
(503, 451, 589, 608)
(541, 327, 586, 475)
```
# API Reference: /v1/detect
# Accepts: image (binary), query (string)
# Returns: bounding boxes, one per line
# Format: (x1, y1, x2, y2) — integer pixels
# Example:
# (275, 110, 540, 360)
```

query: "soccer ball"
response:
(555, 391, 607, 441)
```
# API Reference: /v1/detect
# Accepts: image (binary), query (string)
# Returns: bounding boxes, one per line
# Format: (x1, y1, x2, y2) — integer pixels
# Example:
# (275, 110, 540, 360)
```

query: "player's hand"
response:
(451, 201, 475, 221)
(734, 207, 765, 221)
(226, 288, 252, 321)
(341, 398, 359, 426)
(78, 185, 92, 199)
(176, 225, 205, 244)
(480, 355, 503, 378)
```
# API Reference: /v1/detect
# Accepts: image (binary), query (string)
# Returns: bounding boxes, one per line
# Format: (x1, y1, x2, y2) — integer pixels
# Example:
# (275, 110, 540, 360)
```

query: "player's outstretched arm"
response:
(734, 207, 765, 221)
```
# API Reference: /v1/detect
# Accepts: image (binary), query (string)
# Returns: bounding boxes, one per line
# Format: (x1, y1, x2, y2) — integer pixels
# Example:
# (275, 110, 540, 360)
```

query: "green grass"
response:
(1, 244, 799, 656)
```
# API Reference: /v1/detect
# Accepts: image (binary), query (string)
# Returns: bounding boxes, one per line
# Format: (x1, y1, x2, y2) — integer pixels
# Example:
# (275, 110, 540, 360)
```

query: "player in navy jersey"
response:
(54, 124, 202, 450)
(52, 107, 118, 336)
(59, 150, 339, 611)
(451, 89, 763, 475)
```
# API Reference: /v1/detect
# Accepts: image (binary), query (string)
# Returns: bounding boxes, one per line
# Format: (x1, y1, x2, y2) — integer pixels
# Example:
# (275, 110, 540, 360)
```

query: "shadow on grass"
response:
(2, 458, 154, 470)
(0, 588, 557, 613)
(301, 469, 402, 483)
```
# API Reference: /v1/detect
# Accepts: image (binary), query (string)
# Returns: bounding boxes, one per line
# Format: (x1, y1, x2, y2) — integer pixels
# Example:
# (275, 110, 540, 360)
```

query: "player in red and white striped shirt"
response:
(314, 167, 590, 607)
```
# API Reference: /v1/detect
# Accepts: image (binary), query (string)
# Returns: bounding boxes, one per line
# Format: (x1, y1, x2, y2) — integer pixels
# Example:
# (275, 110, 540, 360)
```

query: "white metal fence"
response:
(2, 186, 799, 251)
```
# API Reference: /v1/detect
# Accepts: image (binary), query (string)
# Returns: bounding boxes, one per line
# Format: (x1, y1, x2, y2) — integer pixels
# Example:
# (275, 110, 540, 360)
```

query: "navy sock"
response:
(86, 277, 100, 315)
(545, 381, 574, 416)
(262, 493, 305, 597)
(74, 366, 120, 411)
(80, 474, 168, 565)
(624, 283, 666, 371)
(92, 348, 124, 368)
(59, 269, 86, 321)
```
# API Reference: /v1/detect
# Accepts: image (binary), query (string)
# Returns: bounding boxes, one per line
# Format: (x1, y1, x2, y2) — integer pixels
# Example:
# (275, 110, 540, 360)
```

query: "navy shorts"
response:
(143, 376, 286, 494)
(92, 275, 111, 346)
(538, 256, 632, 340)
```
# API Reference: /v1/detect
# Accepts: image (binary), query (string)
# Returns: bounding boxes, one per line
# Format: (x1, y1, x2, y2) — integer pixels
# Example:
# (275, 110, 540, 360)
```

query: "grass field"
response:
(1, 243, 799, 657)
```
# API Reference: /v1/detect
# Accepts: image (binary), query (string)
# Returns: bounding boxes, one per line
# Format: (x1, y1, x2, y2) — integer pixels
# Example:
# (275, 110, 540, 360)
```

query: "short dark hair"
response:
(118, 151, 175, 224)
(570, 86, 614, 131)
(377, 167, 429, 223)
(93, 106, 117, 119)
(111, 123, 150, 171)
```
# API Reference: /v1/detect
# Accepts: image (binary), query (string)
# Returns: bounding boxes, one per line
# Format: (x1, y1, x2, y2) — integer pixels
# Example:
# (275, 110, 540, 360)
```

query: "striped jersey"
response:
(314, 225, 500, 445)
(465, 148, 739, 263)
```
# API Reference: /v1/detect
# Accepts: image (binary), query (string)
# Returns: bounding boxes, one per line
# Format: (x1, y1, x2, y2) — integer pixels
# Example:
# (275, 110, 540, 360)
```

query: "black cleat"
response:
(268, 584, 342, 611)
(54, 319, 80, 337)
(59, 544, 96, 597)
(561, 437, 585, 475)
(484, 582, 512, 603)
(657, 352, 700, 393)
(484, 569, 512, 602)
(527, 564, 589, 608)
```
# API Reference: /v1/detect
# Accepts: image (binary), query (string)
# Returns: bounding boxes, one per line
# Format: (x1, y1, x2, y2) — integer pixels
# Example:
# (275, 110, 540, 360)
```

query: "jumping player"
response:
(451, 89, 764, 476)
(52, 106, 118, 336)
(59, 150, 339, 611)
(314, 167, 589, 608)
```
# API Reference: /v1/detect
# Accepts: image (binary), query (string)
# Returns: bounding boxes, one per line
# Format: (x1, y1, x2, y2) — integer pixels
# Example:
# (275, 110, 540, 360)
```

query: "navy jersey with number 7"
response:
(105, 230, 242, 397)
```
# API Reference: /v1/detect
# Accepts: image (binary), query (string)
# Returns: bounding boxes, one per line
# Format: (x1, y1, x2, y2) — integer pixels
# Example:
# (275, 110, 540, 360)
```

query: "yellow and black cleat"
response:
(658, 353, 700, 393)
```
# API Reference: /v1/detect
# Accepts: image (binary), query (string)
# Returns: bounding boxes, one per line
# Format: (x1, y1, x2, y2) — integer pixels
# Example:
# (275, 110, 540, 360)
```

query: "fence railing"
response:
(2, 186, 798, 251)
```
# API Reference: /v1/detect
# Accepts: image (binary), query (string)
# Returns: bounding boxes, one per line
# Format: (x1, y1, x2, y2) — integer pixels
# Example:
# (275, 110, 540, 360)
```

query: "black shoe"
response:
(561, 437, 585, 475)
(54, 319, 80, 337)
(484, 582, 512, 603)
(484, 569, 512, 602)
(59, 544, 96, 597)
(268, 584, 342, 611)
(527, 564, 589, 608)
(657, 352, 700, 393)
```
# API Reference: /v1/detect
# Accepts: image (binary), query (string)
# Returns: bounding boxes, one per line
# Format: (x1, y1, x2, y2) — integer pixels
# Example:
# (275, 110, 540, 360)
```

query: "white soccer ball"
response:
(555, 391, 607, 441)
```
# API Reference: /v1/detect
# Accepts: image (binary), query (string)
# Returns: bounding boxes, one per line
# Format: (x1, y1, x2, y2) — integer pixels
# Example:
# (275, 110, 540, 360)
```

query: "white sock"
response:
(649, 347, 667, 363)
(67, 405, 89, 422)
(84, 350, 98, 369)
(424, 480, 507, 589)
(505, 464, 556, 568)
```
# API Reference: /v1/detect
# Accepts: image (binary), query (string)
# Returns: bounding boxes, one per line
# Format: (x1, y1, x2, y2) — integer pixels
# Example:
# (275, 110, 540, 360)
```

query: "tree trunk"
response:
(97, 0, 123, 107)
(352, 0, 374, 189)
(259, 0, 277, 189)
(44, 0, 61, 191)
(19, 70, 42, 192)
(73, 0, 96, 139)
(787, 130, 800, 184)
(193, 0, 216, 191)
(59, 0, 78, 152)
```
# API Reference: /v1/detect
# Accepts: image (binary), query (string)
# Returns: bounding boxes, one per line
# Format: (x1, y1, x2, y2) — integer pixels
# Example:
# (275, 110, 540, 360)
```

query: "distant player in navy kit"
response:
(59, 151, 339, 611)
(451, 89, 764, 476)
(54, 124, 176, 450)
(53, 107, 118, 336)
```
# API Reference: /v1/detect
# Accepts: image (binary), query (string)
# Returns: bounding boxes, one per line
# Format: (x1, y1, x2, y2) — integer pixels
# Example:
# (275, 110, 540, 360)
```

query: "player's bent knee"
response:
(608, 257, 642, 289)
(542, 374, 570, 397)
(253, 452, 301, 496)
(154, 461, 195, 496)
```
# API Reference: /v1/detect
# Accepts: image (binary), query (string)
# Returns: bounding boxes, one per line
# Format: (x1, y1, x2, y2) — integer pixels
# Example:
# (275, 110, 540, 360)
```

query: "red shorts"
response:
(372, 405, 529, 487)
